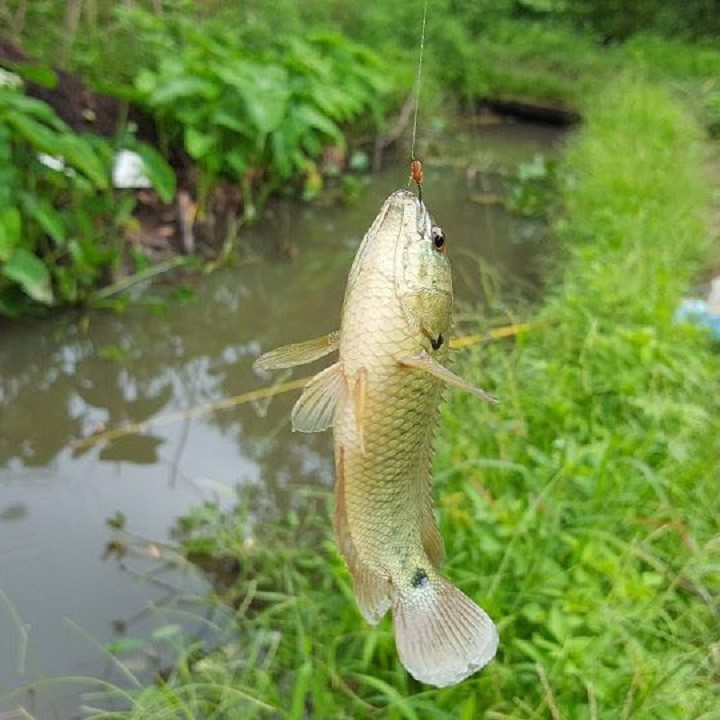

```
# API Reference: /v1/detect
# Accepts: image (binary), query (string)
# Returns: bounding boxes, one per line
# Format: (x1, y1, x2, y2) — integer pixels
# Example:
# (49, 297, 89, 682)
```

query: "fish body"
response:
(255, 190, 498, 686)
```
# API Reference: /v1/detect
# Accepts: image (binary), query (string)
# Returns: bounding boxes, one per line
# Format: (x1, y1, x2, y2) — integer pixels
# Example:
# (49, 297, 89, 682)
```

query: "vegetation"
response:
(126, 8, 389, 214)
(77, 77, 720, 718)
(5, 1, 720, 315)
(0, 1, 719, 717)
(0, 76, 174, 315)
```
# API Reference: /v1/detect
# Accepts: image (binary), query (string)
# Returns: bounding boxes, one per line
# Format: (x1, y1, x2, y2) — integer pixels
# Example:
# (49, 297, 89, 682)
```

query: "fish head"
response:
(390, 190, 453, 351)
(346, 190, 454, 350)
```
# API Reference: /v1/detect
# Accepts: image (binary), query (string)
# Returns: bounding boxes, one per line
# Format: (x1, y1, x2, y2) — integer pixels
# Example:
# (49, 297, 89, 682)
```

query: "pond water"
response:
(0, 120, 562, 718)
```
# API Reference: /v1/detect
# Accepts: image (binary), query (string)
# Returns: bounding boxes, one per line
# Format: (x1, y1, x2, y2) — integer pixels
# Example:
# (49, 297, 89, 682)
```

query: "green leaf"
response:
(93, 81, 144, 104)
(5, 109, 109, 189)
(9, 63, 58, 89)
(217, 62, 290, 134)
(4, 109, 64, 155)
(151, 75, 218, 106)
(105, 638, 145, 656)
(296, 105, 342, 141)
(2, 92, 66, 130)
(20, 193, 65, 244)
(211, 109, 248, 133)
(0, 208, 21, 261)
(225, 149, 247, 177)
(2, 247, 53, 304)
(134, 68, 158, 97)
(55, 135, 109, 189)
(134, 144, 176, 203)
(185, 127, 215, 159)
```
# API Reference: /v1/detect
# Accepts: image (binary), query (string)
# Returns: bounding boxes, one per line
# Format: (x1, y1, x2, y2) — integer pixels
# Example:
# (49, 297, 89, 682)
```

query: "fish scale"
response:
(254, 189, 498, 687)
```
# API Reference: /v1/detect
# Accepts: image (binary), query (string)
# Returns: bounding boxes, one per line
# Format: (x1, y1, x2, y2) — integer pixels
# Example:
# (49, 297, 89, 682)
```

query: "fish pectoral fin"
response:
(253, 331, 340, 371)
(398, 351, 499, 405)
(291, 361, 346, 433)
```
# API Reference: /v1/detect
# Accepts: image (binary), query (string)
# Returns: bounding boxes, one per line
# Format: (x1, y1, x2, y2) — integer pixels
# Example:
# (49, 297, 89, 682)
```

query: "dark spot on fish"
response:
(411, 568, 429, 588)
(431, 333, 444, 350)
(431, 226, 446, 252)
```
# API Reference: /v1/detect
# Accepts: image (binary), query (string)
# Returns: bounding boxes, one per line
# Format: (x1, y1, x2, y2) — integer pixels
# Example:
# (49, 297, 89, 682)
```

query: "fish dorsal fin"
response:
(291, 361, 346, 433)
(254, 331, 340, 371)
(398, 351, 499, 404)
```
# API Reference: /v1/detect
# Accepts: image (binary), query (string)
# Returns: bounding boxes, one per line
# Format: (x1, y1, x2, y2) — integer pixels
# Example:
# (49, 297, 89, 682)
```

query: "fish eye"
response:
(431, 226, 446, 253)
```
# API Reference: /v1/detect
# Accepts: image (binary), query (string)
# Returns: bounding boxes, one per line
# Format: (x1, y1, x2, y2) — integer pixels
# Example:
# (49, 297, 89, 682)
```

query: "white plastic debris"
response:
(38, 153, 68, 173)
(112, 149, 151, 189)
(675, 275, 720, 340)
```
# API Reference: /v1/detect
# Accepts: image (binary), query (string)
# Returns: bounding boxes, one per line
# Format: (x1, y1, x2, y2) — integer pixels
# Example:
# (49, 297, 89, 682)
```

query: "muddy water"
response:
(0, 121, 562, 717)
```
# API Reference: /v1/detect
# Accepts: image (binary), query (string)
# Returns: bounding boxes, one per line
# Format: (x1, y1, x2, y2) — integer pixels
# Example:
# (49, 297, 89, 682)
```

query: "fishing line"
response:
(410, 0, 429, 200)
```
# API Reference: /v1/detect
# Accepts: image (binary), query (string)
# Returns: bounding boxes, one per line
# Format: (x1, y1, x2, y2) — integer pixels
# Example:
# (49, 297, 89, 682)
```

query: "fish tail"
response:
(392, 574, 498, 687)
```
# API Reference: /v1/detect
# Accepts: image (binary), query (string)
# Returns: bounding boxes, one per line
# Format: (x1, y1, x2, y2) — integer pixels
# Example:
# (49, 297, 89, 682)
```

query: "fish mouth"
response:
(386, 189, 432, 239)
(386, 189, 424, 213)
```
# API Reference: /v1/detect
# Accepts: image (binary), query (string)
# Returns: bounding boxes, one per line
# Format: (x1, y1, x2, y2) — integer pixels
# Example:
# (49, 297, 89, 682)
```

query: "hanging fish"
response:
(254, 189, 498, 687)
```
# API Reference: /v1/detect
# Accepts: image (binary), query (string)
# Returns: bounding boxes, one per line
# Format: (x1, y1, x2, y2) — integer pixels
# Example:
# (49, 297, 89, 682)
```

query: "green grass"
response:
(436, 77, 720, 717)
(82, 76, 720, 719)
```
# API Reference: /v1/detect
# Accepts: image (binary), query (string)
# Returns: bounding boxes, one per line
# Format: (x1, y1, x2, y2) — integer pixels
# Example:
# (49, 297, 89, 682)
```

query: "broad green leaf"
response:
(55, 135, 109, 189)
(134, 68, 158, 97)
(225, 149, 247, 178)
(4, 109, 64, 155)
(185, 127, 215, 159)
(0, 208, 21, 260)
(217, 63, 289, 134)
(151, 75, 218, 106)
(5, 109, 109, 188)
(2, 91, 66, 130)
(2, 247, 53, 304)
(9, 63, 58, 89)
(296, 105, 342, 141)
(211, 109, 248, 133)
(93, 81, 144, 104)
(134, 144, 176, 202)
(20, 193, 64, 244)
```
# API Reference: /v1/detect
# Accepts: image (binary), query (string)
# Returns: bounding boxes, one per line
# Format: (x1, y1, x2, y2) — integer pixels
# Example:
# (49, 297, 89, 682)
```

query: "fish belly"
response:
(337, 362, 440, 574)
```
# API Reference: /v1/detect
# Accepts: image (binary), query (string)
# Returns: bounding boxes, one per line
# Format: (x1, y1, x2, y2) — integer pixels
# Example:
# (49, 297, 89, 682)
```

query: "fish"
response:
(254, 189, 499, 687)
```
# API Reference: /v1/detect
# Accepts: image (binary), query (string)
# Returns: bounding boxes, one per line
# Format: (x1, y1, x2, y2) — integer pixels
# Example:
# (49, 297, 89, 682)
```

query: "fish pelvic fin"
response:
(398, 350, 499, 405)
(333, 446, 391, 624)
(354, 566, 392, 625)
(392, 574, 498, 687)
(291, 361, 346, 433)
(254, 331, 340, 371)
